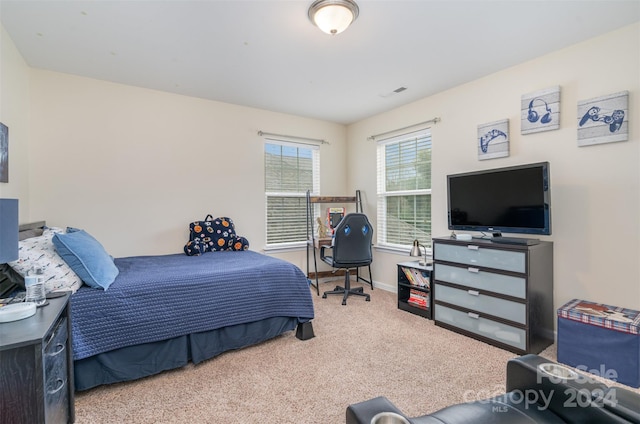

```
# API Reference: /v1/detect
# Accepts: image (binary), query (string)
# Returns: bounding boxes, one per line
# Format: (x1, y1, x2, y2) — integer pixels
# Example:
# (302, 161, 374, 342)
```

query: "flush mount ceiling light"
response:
(308, 0, 359, 35)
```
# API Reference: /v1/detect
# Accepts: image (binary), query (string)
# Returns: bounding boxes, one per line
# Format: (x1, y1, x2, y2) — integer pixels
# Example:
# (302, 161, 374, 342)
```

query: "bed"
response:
(4, 223, 315, 391)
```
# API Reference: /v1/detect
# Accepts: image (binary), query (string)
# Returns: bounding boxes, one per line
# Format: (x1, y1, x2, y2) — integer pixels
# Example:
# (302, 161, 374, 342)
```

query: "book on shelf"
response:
(410, 268, 430, 288)
(407, 288, 429, 310)
(401, 266, 430, 288)
(401, 267, 416, 285)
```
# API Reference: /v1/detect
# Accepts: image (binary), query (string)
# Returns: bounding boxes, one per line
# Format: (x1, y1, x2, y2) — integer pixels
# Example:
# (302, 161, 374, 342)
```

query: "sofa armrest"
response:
(506, 354, 607, 393)
(602, 387, 640, 424)
(506, 354, 636, 423)
(346, 397, 407, 424)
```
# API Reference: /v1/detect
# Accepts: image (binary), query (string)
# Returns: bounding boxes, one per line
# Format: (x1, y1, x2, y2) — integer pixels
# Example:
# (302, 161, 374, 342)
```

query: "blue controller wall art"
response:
(521, 86, 560, 135)
(477, 119, 509, 160)
(577, 91, 628, 147)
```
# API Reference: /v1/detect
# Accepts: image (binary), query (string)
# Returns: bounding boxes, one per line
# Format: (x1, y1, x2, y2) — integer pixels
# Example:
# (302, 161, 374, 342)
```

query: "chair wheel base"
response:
(323, 285, 371, 305)
(321, 263, 372, 306)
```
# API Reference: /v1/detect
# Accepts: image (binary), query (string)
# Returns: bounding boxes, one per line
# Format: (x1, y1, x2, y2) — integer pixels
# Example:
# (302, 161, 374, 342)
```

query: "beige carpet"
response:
(74, 283, 637, 423)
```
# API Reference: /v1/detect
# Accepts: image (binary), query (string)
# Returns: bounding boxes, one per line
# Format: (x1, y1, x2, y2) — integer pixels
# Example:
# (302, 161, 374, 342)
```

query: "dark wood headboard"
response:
(19, 221, 46, 231)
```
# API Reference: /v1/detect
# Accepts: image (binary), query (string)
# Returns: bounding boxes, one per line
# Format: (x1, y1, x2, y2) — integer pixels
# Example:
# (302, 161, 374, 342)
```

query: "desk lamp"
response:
(409, 239, 430, 266)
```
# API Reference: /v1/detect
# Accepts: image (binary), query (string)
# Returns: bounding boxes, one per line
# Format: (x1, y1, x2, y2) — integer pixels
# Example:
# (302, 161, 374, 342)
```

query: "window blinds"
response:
(376, 129, 432, 248)
(264, 140, 320, 246)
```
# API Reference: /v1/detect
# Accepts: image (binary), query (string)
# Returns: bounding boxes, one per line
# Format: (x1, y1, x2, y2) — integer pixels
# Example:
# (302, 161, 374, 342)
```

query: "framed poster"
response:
(577, 91, 628, 147)
(478, 119, 509, 160)
(0, 123, 8, 183)
(521, 86, 561, 134)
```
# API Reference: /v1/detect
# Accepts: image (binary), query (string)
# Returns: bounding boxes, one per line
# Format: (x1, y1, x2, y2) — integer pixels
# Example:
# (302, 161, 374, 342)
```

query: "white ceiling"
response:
(1, 0, 639, 125)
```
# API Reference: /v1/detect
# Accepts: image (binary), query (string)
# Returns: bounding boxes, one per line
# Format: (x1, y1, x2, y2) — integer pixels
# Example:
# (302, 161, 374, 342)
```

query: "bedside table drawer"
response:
(435, 304, 526, 351)
(434, 284, 526, 324)
(44, 316, 69, 424)
(434, 263, 526, 298)
(435, 243, 525, 273)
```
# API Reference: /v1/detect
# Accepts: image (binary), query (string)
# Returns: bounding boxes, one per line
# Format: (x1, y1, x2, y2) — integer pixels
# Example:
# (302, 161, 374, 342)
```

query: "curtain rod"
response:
(258, 131, 329, 145)
(367, 117, 441, 141)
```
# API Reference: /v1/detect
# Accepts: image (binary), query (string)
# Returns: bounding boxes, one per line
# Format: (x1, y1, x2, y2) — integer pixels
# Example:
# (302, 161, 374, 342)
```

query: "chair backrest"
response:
(331, 213, 373, 268)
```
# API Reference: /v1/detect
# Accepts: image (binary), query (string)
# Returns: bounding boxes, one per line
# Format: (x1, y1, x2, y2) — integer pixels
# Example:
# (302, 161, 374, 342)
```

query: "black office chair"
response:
(320, 213, 373, 305)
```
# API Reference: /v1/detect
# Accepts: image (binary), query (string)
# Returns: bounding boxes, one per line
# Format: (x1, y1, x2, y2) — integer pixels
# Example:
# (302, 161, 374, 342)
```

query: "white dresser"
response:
(433, 237, 554, 354)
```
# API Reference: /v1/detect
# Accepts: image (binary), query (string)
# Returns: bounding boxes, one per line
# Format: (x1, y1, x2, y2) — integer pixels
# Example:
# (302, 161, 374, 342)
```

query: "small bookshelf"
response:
(397, 261, 433, 319)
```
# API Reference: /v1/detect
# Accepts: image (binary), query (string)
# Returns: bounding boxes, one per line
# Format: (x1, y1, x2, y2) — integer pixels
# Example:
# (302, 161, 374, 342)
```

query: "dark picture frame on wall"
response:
(0, 123, 8, 183)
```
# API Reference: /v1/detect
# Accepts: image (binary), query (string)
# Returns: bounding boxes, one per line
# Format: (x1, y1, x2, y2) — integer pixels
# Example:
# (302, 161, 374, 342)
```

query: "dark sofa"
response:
(347, 354, 640, 424)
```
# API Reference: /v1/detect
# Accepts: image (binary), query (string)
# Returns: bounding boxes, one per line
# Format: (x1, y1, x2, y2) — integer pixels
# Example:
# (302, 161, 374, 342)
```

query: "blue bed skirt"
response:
(74, 316, 301, 391)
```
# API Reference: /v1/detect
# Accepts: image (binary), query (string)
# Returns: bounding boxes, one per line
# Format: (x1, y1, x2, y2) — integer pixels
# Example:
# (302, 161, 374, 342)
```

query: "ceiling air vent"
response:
(379, 86, 408, 98)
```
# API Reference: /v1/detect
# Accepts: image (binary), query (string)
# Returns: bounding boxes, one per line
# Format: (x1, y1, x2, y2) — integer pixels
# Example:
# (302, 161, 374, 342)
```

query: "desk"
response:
(305, 190, 363, 295)
(312, 237, 332, 249)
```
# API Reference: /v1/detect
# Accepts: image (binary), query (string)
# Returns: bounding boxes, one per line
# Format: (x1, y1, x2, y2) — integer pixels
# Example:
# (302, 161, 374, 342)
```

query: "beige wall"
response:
(348, 23, 640, 311)
(0, 25, 31, 220)
(26, 70, 348, 272)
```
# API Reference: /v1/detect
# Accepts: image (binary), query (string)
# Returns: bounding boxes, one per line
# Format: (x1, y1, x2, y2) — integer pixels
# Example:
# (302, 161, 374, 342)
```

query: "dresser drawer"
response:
(434, 263, 526, 298)
(435, 304, 526, 351)
(434, 284, 526, 324)
(434, 243, 526, 273)
(44, 317, 68, 374)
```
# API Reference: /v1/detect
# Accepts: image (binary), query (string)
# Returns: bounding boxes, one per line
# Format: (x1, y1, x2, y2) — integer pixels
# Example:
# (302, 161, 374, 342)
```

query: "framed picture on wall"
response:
(478, 119, 509, 160)
(521, 86, 561, 134)
(577, 91, 628, 147)
(0, 123, 8, 183)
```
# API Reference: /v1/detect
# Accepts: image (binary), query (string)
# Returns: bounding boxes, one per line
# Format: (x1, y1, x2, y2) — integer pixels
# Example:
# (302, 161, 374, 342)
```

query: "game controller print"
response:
(579, 106, 625, 133)
(479, 129, 507, 153)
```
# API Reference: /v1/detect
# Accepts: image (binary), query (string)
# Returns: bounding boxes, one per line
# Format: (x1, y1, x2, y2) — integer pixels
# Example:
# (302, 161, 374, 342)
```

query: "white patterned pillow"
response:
(8, 227, 83, 293)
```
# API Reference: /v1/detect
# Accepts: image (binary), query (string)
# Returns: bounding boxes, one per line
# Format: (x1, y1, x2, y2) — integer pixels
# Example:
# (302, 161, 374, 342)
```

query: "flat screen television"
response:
(447, 161, 551, 236)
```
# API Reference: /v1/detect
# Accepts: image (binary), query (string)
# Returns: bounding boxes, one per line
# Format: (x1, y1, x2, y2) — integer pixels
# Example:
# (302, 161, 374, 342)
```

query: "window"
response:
(376, 129, 432, 250)
(264, 140, 320, 248)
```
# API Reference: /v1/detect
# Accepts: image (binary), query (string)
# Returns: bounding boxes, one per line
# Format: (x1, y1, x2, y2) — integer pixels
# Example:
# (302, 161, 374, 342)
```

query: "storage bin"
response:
(557, 298, 640, 388)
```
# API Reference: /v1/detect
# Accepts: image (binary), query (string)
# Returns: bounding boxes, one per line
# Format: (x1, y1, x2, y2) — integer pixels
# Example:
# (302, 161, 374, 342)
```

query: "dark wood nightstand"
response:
(0, 293, 75, 423)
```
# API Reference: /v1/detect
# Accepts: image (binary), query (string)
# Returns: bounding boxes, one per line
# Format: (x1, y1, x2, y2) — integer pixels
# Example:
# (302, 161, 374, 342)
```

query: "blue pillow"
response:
(52, 230, 119, 290)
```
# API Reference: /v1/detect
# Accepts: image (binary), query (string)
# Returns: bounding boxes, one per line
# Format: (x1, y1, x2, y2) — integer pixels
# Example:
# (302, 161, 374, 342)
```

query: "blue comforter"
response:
(70, 251, 314, 360)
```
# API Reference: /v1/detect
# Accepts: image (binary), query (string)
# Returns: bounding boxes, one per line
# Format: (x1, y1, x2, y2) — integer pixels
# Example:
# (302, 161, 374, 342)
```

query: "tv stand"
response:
(490, 236, 540, 246)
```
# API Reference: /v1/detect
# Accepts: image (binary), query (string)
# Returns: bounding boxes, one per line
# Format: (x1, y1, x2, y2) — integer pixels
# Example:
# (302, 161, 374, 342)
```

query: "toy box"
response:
(557, 298, 640, 388)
